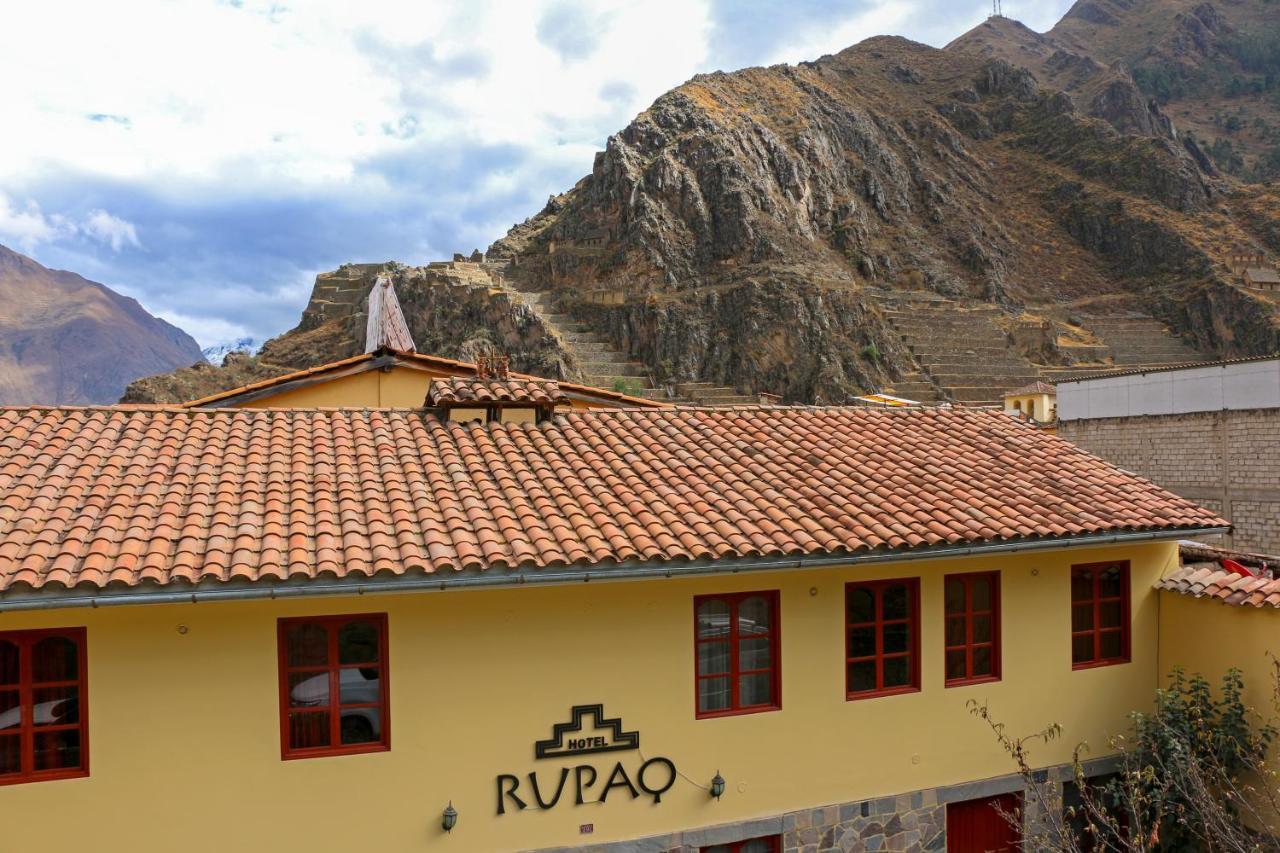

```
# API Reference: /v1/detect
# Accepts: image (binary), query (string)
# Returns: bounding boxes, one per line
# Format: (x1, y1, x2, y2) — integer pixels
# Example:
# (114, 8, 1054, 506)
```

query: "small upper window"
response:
(846, 579, 920, 699)
(278, 614, 390, 759)
(694, 592, 781, 718)
(1071, 562, 1130, 669)
(0, 628, 89, 786)
(945, 572, 1001, 686)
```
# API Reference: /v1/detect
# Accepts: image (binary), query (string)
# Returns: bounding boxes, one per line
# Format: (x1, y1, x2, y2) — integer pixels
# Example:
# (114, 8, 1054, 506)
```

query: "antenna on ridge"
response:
(991, 0, 1003, 17)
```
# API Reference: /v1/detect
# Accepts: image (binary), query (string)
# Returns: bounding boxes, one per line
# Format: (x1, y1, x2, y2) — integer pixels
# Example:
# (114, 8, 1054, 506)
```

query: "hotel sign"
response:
(496, 704, 677, 814)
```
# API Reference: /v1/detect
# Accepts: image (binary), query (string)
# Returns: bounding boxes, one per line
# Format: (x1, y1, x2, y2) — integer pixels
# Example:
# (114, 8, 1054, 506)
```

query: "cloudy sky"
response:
(0, 0, 1073, 349)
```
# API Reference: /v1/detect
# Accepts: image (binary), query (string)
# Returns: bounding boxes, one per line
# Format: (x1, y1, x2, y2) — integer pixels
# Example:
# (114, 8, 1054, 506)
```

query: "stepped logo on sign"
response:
(496, 704, 676, 814)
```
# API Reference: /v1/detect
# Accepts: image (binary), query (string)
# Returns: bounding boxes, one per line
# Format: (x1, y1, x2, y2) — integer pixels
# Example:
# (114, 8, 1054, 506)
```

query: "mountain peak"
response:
(0, 244, 205, 404)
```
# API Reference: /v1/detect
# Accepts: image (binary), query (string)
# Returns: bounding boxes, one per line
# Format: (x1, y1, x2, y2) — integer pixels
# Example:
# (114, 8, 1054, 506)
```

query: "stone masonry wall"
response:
(1059, 409, 1280, 554)
(534, 772, 1052, 853)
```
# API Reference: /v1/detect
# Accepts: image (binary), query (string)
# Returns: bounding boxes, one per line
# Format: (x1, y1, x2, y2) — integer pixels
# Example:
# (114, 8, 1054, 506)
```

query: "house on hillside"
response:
(0, 397, 1247, 851)
(1002, 380, 1057, 426)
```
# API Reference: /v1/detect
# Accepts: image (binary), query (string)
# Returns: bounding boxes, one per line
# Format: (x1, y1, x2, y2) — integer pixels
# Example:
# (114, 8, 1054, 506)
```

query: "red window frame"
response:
(0, 627, 89, 786)
(944, 571, 1002, 687)
(701, 835, 782, 853)
(1071, 561, 1131, 670)
(693, 591, 781, 719)
(277, 613, 390, 760)
(845, 578, 921, 700)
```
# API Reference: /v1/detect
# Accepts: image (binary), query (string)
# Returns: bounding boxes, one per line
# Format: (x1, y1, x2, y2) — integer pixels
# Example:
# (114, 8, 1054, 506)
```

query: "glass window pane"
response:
(945, 616, 966, 647)
(33, 729, 80, 771)
(1099, 601, 1122, 629)
(340, 709, 380, 745)
(738, 596, 771, 635)
(849, 626, 876, 658)
(1072, 604, 1094, 632)
(973, 615, 992, 644)
(288, 711, 331, 750)
(883, 656, 910, 688)
(703, 847, 731, 853)
(1100, 631, 1123, 660)
(972, 577, 992, 611)
(697, 600, 730, 640)
(1072, 634, 1094, 664)
(288, 671, 330, 708)
(339, 667, 381, 706)
(848, 587, 874, 623)
(1099, 567, 1124, 598)
(698, 641, 730, 676)
(945, 579, 965, 614)
(0, 641, 17, 686)
(946, 649, 967, 681)
(739, 637, 771, 671)
(848, 661, 876, 693)
(742, 840, 777, 853)
(1072, 572, 1093, 602)
(0, 734, 18, 775)
(0, 690, 18, 730)
(884, 622, 909, 654)
(698, 677, 731, 713)
(32, 636, 77, 683)
(882, 584, 909, 621)
(286, 623, 329, 667)
(973, 646, 993, 677)
(32, 686, 79, 726)
(338, 621, 379, 664)
(739, 673, 772, 707)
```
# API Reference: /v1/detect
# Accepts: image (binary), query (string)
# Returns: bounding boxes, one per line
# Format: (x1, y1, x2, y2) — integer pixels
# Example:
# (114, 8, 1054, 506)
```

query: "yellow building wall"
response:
(1003, 393, 1055, 422)
(231, 365, 633, 411)
(235, 367, 450, 408)
(0, 542, 1176, 852)
(1159, 592, 1280, 804)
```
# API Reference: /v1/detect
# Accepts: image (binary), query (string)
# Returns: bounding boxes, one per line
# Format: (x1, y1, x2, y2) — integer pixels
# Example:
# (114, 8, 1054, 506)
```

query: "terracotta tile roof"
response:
(1006, 381, 1057, 396)
(1157, 565, 1280, 608)
(428, 377, 568, 406)
(183, 349, 669, 409)
(0, 405, 1225, 593)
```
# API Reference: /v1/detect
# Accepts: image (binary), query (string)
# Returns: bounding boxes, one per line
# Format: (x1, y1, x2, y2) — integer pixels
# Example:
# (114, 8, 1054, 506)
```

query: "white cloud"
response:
(0, 193, 140, 254)
(0, 195, 71, 250)
(0, 0, 713, 196)
(83, 210, 142, 252)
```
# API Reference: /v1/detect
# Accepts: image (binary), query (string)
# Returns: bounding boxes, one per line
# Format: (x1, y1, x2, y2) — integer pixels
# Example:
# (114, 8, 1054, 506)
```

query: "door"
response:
(947, 793, 1022, 852)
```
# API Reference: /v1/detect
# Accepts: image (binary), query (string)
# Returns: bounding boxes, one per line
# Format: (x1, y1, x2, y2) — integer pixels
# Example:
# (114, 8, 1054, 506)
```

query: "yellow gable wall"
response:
(233, 366, 446, 408)
(0, 542, 1176, 852)
(229, 364, 628, 411)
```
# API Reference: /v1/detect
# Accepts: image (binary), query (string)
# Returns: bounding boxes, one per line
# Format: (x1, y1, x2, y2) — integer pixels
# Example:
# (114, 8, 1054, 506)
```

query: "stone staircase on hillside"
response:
(883, 305, 1040, 407)
(1040, 315, 1212, 382)
(673, 382, 760, 406)
(521, 291, 659, 398)
(518, 291, 755, 404)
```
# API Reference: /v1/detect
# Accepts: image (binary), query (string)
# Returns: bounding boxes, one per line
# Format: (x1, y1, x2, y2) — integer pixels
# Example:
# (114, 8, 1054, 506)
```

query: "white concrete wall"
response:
(1058, 358, 1280, 421)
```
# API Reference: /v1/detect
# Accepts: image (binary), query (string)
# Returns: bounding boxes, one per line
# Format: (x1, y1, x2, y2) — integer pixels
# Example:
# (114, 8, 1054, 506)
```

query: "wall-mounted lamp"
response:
(710, 772, 725, 800)
(442, 802, 457, 833)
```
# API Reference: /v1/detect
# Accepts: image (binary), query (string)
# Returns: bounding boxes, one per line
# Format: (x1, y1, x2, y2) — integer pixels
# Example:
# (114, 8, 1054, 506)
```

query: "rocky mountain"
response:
(0, 245, 204, 404)
(127, 1, 1280, 407)
(951, 0, 1280, 180)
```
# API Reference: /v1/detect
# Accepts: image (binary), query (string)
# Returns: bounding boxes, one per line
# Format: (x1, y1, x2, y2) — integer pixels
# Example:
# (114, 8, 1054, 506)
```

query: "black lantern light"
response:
(442, 802, 458, 833)
(710, 771, 725, 800)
